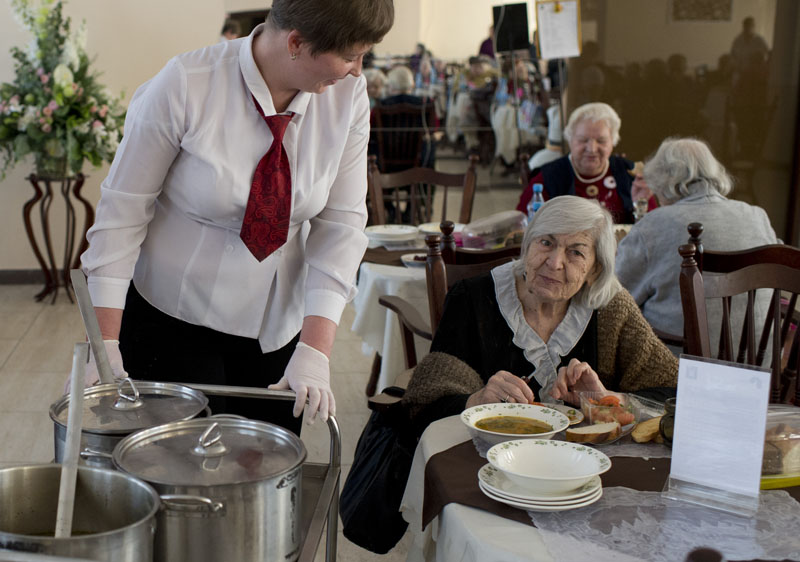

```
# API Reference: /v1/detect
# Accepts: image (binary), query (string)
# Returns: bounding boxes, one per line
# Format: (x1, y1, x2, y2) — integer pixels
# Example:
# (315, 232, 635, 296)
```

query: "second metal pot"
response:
(50, 378, 209, 469)
(112, 417, 307, 562)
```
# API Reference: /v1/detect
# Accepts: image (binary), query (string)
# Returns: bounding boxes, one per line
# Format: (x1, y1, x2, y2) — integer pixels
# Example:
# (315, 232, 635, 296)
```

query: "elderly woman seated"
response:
(616, 137, 778, 352)
(402, 196, 677, 433)
(516, 102, 655, 224)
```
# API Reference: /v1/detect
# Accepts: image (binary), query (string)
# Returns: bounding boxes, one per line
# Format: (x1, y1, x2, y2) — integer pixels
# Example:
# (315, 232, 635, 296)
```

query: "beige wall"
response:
(604, 0, 776, 68)
(0, 0, 225, 269)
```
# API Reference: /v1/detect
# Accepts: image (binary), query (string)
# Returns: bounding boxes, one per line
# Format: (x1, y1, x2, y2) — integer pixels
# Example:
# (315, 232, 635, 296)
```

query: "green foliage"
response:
(0, 0, 126, 178)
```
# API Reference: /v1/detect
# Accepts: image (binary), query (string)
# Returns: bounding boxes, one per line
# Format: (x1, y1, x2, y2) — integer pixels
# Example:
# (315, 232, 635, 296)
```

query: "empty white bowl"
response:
(486, 439, 612, 494)
(461, 403, 570, 447)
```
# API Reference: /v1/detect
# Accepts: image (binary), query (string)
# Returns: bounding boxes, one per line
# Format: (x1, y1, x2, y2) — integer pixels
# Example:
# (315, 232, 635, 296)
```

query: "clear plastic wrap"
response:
(761, 404, 800, 489)
(461, 210, 528, 249)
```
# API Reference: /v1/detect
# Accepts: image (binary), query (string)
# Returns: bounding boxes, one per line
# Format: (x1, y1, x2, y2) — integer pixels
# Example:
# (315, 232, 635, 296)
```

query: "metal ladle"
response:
(69, 269, 114, 385)
(54, 342, 89, 537)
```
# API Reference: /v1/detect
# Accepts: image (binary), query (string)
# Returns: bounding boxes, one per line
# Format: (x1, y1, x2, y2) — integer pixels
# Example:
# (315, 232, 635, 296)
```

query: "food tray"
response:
(185, 384, 340, 562)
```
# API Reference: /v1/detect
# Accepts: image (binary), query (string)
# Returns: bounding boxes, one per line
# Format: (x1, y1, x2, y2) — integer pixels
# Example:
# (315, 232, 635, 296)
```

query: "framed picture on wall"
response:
(670, 0, 732, 22)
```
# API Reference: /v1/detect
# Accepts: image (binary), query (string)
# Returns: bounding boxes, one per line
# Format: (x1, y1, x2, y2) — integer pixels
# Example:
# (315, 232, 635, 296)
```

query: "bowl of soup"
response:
(461, 403, 570, 447)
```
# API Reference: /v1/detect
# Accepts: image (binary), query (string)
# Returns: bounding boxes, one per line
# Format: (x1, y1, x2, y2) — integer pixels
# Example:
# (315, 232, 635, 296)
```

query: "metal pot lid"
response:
(113, 417, 307, 486)
(49, 378, 209, 434)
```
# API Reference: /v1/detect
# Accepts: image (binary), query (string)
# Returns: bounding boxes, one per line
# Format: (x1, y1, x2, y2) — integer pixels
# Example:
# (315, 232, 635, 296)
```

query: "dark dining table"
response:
(400, 416, 800, 562)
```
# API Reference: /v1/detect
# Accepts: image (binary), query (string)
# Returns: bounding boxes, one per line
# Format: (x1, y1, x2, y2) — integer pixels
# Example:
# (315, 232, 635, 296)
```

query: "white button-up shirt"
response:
(82, 24, 369, 352)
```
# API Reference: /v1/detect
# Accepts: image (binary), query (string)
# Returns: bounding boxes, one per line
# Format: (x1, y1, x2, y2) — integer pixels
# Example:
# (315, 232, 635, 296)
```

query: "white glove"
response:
(269, 342, 335, 422)
(63, 339, 128, 394)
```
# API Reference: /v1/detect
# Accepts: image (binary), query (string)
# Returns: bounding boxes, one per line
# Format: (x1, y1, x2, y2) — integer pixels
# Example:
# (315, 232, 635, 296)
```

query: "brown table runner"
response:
(362, 247, 411, 267)
(422, 439, 800, 532)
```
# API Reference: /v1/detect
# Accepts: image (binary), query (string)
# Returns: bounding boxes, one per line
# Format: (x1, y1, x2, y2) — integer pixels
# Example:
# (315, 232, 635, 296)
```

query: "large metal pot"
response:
(0, 464, 158, 561)
(49, 379, 209, 469)
(112, 417, 306, 562)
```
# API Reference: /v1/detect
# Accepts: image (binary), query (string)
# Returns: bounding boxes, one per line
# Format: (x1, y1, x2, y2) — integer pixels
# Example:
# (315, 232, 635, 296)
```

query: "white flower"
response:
(105, 129, 120, 153)
(74, 120, 90, 134)
(17, 105, 38, 132)
(60, 38, 80, 71)
(52, 64, 73, 88)
(74, 21, 87, 50)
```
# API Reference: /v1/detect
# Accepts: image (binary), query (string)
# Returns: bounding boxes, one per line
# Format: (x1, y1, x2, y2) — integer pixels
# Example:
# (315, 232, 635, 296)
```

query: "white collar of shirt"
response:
(239, 23, 312, 118)
(491, 261, 593, 399)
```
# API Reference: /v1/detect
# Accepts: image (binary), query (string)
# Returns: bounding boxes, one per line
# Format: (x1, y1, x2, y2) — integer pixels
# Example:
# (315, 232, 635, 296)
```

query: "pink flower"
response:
(47, 100, 58, 111)
(36, 68, 44, 76)
(92, 120, 103, 128)
(98, 105, 108, 118)
(90, 105, 97, 113)
(9, 95, 20, 106)
(39, 73, 50, 84)
(42, 106, 52, 116)
(42, 123, 52, 133)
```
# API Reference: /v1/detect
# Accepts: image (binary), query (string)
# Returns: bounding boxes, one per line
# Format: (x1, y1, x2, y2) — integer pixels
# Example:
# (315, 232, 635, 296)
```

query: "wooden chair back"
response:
(372, 101, 435, 173)
(425, 220, 520, 334)
(367, 155, 478, 226)
(679, 241, 800, 403)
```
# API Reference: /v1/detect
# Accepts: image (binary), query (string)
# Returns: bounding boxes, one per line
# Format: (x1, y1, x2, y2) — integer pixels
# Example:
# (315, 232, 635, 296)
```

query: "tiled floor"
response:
(0, 150, 522, 561)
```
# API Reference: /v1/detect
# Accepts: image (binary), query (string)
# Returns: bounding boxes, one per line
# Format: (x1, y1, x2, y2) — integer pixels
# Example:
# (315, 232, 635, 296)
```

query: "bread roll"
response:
(566, 422, 621, 444)
(631, 416, 662, 443)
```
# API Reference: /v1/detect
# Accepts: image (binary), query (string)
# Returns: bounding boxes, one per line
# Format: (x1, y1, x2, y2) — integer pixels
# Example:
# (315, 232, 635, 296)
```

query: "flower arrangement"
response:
(0, 0, 125, 178)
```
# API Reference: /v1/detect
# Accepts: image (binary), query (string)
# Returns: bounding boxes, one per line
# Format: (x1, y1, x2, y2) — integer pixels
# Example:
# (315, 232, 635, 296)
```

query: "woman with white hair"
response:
(517, 102, 652, 223)
(616, 137, 777, 349)
(402, 196, 677, 431)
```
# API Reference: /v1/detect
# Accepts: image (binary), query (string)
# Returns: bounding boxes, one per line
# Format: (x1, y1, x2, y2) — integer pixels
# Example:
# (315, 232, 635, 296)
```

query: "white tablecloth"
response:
(400, 416, 554, 562)
(399, 416, 800, 562)
(351, 262, 430, 394)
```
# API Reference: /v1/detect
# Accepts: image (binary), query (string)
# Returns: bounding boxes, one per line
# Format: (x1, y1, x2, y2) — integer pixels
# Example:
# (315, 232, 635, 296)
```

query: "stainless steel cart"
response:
(185, 384, 340, 562)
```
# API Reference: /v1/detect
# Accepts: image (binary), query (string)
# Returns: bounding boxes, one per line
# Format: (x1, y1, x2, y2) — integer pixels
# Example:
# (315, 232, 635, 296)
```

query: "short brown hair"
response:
(268, 0, 394, 55)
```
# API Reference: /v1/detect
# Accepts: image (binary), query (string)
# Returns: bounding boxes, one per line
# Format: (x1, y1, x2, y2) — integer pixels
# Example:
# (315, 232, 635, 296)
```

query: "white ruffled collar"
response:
(491, 261, 593, 399)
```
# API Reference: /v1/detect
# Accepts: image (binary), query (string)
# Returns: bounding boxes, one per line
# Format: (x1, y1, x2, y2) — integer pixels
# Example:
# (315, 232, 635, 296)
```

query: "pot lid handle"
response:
(112, 377, 144, 410)
(192, 422, 228, 457)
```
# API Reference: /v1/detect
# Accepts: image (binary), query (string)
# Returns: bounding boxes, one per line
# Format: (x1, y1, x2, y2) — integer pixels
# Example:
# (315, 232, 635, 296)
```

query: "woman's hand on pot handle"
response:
(466, 370, 535, 408)
(269, 342, 335, 423)
(549, 358, 605, 405)
(62, 339, 127, 394)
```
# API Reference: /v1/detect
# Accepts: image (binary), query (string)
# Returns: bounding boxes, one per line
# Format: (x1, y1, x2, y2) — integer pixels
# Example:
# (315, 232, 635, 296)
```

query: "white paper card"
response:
(670, 356, 770, 498)
(536, 1, 581, 59)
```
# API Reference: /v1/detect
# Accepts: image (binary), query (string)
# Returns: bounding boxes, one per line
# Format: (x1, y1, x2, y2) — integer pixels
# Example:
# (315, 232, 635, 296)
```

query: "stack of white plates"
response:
(478, 464, 603, 511)
(365, 225, 419, 244)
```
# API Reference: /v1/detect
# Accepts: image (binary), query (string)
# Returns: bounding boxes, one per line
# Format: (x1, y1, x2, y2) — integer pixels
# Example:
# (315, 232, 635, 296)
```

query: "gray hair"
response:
(563, 102, 621, 146)
(514, 196, 621, 309)
(644, 137, 733, 204)
(386, 65, 414, 95)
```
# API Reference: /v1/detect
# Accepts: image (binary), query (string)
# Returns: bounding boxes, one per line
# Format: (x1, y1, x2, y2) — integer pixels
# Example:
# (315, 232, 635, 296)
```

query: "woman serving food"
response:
(77, 0, 394, 433)
(402, 196, 677, 436)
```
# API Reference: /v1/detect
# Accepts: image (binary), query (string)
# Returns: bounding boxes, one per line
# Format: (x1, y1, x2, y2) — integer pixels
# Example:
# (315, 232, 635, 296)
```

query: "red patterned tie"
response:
(240, 96, 293, 261)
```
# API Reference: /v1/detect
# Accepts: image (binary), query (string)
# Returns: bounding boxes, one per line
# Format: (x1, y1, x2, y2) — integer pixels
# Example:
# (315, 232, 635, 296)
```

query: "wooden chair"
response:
(367, 155, 479, 226)
(368, 221, 520, 409)
(679, 240, 800, 403)
(372, 101, 436, 173)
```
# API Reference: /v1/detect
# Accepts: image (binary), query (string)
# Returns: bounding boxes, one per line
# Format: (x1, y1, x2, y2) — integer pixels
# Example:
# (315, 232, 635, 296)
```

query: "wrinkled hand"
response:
(62, 339, 127, 394)
(549, 358, 606, 405)
(269, 342, 335, 423)
(466, 370, 535, 408)
(631, 174, 653, 202)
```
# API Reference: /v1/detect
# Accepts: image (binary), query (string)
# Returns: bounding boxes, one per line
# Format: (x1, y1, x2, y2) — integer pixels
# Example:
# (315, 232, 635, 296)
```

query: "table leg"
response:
(365, 352, 382, 397)
(23, 174, 92, 303)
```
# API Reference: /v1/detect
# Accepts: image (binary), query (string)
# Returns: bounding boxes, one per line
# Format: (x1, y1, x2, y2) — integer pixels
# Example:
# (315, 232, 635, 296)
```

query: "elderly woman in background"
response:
(364, 67, 387, 109)
(517, 102, 654, 224)
(616, 137, 778, 351)
(402, 196, 677, 434)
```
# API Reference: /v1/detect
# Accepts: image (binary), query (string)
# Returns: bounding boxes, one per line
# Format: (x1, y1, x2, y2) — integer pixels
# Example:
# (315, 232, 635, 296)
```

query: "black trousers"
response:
(119, 284, 302, 435)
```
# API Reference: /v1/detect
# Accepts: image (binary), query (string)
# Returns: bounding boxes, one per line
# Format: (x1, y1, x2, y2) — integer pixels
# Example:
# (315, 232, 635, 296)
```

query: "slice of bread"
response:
(566, 421, 621, 444)
(631, 416, 662, 443)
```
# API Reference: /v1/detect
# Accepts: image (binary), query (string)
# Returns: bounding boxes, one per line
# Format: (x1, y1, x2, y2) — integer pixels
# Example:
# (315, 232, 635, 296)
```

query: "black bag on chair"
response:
(340, 402, 416, 554)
